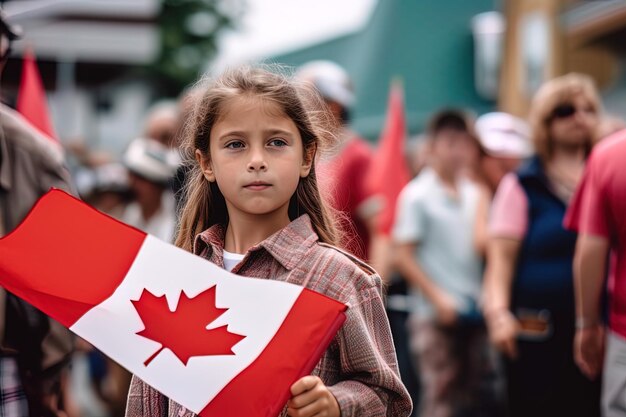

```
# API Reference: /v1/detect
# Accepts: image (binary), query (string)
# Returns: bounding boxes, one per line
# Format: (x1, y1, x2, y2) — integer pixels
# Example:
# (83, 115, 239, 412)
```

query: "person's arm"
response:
(573, 234, 609, 379)
(563, 152, 611, 380)
(483, 237, 522, 358)
(473, 185, 492, 258)
(395, 243, 458, 325)
(392, 182, 458, 324)
(125, 375, 167, 417)
(481, 173, 528, 358)
(325, 278, 412, 417)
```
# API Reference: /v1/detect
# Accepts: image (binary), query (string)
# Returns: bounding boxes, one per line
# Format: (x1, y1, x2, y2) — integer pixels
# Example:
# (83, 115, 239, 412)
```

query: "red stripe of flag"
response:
(0, 189, 146, 326)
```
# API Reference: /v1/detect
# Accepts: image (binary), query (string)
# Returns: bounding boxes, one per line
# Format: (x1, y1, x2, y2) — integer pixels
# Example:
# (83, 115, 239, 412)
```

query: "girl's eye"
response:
(268, 138, 287, 147)
(225, 141, 245, 149)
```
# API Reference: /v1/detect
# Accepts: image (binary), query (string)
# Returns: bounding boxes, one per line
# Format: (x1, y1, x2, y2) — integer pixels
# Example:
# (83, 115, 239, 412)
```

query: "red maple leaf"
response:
(131, 286, 245, 366)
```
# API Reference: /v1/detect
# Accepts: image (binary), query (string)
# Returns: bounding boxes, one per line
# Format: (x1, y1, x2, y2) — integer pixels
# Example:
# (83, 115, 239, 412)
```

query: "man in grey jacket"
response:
(1, 9, 74, 416)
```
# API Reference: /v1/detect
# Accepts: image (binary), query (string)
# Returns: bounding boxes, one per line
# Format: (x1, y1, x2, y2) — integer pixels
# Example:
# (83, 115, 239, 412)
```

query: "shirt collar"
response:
(517, 156, 550, 187)
(194, 214, 319, 271)
(517, 155, 544, 179)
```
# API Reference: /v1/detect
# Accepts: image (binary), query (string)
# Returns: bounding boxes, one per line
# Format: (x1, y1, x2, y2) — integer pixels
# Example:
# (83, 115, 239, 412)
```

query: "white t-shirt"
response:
(223, 250, 245, 272)
(393, 167, 482, 318)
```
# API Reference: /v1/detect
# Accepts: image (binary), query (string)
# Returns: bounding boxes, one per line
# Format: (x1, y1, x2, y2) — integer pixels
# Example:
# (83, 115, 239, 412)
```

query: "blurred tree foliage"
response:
(151, 0, 242, 96)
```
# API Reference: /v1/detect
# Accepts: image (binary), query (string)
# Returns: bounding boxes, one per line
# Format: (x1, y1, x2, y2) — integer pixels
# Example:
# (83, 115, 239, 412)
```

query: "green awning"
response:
(267, 0, 497, 140)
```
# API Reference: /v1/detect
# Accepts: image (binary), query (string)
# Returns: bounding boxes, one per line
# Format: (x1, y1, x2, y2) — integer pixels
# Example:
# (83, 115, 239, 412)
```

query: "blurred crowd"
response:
(3, 7, 626, 417)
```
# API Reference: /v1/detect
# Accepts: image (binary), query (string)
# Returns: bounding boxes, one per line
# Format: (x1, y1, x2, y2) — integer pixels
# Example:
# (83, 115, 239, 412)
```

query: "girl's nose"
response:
(247, 149, 267, 171)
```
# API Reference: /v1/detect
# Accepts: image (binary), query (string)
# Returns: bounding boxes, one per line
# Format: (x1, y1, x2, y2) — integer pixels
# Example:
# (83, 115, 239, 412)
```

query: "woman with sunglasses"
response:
(483, 73, 602, 417)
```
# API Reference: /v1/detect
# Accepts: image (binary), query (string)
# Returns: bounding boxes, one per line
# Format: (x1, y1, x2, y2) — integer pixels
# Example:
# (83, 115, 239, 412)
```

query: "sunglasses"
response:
(550, 103, 595, 120)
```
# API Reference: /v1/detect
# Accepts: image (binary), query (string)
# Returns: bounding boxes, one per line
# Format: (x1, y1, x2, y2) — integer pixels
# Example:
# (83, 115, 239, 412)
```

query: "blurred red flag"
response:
(17, 48, 58, 142)
(367, 80, 411, 236)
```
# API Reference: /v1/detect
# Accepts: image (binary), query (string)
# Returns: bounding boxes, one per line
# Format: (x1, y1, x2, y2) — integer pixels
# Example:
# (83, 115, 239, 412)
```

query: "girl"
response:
(125, 66, 412, 417)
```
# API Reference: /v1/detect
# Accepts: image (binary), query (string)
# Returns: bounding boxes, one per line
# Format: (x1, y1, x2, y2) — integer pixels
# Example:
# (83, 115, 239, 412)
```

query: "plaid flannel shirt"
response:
(0, 357, 28, 417)
(126, 214, 412, 417)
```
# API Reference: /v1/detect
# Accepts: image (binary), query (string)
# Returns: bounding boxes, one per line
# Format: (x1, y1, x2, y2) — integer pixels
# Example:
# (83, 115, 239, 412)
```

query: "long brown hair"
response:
(528, 73, 601, 162)
(175, 65, 341, 252)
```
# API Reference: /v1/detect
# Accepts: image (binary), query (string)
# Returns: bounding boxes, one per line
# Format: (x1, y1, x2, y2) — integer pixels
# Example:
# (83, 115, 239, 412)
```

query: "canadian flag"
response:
(0, 190, 347, 416)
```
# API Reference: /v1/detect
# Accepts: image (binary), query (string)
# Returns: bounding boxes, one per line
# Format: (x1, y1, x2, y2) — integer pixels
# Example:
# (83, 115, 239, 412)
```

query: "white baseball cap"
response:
(295, 60, 354, 108)
(475, 112, 533, 158)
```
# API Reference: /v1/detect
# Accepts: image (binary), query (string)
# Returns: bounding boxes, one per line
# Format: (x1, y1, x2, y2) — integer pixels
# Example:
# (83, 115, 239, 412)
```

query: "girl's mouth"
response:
(244, 182, 272, 191)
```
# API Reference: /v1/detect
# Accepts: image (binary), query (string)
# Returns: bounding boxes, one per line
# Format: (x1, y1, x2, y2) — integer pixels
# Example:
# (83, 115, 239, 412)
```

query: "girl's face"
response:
(197, 96, 313, 222)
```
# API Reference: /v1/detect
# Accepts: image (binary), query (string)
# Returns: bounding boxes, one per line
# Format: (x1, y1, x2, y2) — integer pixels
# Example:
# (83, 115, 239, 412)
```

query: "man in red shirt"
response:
(296, 61, 382, 262)
(564, 129, 626, 417)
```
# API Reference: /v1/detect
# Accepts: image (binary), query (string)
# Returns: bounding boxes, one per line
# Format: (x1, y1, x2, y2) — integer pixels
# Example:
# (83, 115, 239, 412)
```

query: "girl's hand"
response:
(487, 309, 520, 359)
(287, 376, 340, 417)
